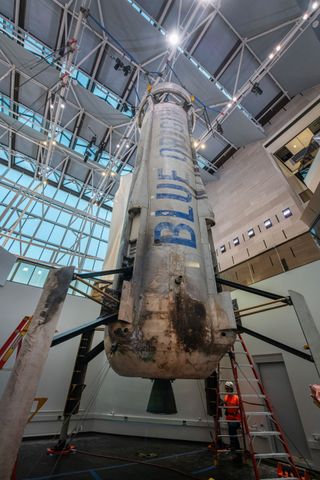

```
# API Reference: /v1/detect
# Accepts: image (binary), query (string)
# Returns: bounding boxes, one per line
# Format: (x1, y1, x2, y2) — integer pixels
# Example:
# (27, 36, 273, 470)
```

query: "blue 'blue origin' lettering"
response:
(159, 147, 189, 162)
(154, 222, 196, 248)
(156, 184, 192, 203)
(155, 207, 194, 222)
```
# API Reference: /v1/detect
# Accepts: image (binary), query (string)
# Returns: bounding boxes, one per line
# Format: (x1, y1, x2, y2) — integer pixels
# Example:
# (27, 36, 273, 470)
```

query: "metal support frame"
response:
(215, 277, 291, 303)
(237, 325, 314, 363)
(51, 313, 118, 347)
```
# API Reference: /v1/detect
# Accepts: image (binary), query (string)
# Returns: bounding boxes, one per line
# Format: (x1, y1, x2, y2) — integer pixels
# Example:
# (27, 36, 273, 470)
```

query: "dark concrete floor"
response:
(16, 433, 284, 480)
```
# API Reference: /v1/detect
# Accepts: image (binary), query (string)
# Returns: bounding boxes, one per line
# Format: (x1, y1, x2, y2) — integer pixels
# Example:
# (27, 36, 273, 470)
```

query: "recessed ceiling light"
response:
(50, 103, 54, 109)
(126, 143, 130, 148)
(167, 31, 180, 46)
(312, 1, 319, 10)
(37, 270, 42, 275)
(193, 141, 199, 148)
(102, 171, 106, 176)
(293, 144, 297, 148)
(42, 140, 47, 146)
(61, 103, 65, 109)
(303, 13, 308, 20)
(232, 96, 237, 102)
(269, 53, 274, 60)
(227, 102, 232, 108)
(200, 143, 205, 149)
(22, 267, 29, 272)
(116, 144, 120, 148)
(52, 140, 56, 145)
(276, 44, 281, 51)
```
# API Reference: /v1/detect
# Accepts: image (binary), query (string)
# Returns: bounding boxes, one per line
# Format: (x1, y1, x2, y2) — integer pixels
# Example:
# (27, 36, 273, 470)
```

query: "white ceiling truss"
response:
(0, 0, 319, 204)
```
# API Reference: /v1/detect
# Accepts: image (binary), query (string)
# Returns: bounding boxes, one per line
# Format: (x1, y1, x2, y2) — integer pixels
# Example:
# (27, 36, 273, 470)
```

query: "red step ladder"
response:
(212, 334, 302, 480)
(0, 316, 31, 369)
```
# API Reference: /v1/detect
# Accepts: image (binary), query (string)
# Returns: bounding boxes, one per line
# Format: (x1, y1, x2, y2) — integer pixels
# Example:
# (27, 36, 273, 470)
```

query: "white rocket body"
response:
(105, 83, 236, 379)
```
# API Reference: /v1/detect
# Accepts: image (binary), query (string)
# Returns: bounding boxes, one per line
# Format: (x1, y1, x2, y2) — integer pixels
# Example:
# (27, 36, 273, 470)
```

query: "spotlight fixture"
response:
(251, 82, 263, 96)
(114, 57, 131, 76)
(168, 31, 180, 46)
(114, 58, 124, 71)
(216, 122, 223, 135)
(123, 65, 131, 76)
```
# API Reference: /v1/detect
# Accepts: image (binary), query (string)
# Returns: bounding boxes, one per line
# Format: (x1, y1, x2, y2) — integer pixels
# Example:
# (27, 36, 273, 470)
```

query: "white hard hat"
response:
(225, 381, 234, 389)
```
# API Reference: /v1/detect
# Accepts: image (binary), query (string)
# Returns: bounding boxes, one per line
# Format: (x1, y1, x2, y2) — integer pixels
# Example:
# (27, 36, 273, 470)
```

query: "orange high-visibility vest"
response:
(224, 394, 241, 421)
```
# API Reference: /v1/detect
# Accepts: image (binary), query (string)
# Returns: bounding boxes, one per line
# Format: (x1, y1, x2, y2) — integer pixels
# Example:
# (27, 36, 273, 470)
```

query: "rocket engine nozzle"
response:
(147, 379, 177, 414)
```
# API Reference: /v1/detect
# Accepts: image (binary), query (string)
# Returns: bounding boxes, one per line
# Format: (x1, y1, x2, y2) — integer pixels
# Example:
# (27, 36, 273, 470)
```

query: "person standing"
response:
(224, 381, 242, 458)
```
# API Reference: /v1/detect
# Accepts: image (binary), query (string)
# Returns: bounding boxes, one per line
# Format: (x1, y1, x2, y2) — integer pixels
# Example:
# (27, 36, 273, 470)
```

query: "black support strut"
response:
(216, 277, 291, 303)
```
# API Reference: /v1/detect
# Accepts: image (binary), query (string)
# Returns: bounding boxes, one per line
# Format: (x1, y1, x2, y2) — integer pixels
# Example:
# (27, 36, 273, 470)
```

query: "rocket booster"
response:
(105, 83, 236, 379)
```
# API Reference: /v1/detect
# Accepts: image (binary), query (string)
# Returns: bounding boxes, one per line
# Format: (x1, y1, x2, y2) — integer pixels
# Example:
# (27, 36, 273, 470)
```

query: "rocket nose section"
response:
(146, 379, 177, 414)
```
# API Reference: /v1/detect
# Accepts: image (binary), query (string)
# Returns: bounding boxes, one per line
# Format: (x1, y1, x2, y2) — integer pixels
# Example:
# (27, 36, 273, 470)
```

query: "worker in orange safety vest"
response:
(224, 381, 241, 455)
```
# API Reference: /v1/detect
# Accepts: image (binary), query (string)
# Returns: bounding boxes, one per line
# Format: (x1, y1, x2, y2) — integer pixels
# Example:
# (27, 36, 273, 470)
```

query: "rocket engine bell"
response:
(104, 82, 236, 381)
